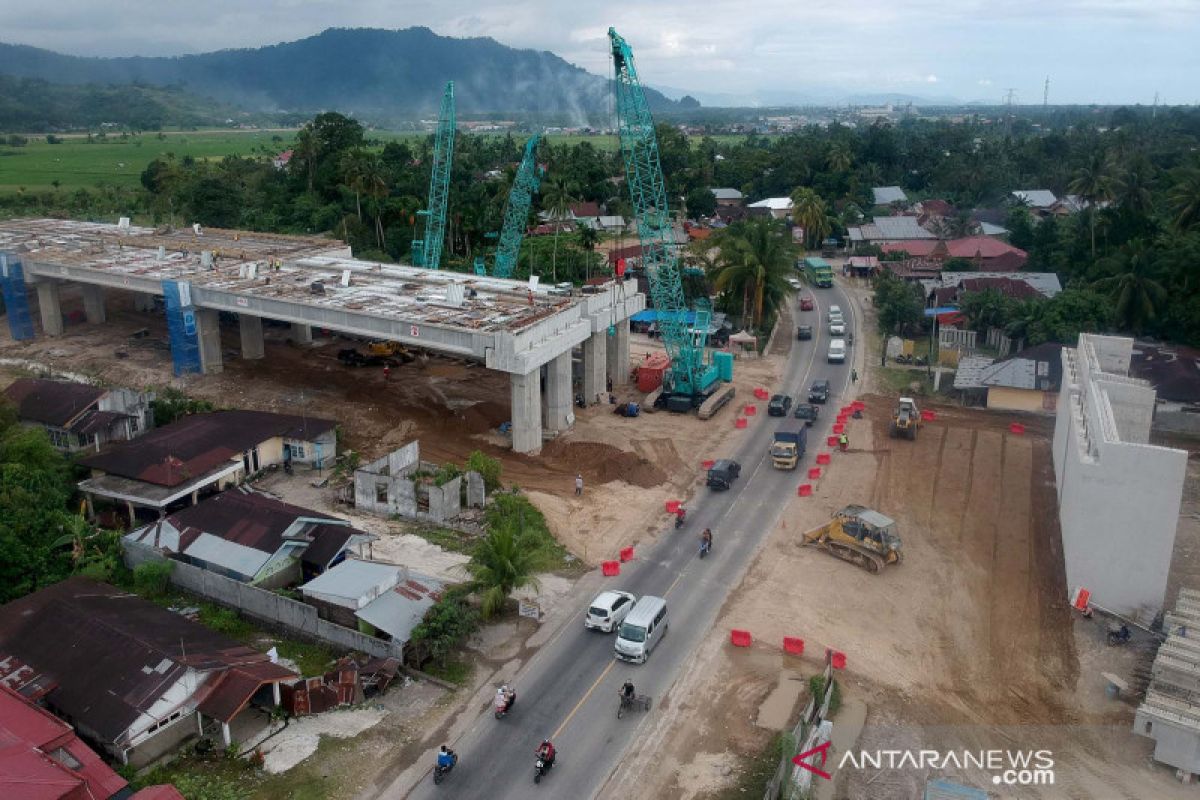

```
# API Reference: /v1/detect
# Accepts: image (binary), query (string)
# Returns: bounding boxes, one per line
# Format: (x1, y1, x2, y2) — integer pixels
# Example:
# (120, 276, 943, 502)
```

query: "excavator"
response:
(889, 397, 920, 440)
(802, 505, 902, 574)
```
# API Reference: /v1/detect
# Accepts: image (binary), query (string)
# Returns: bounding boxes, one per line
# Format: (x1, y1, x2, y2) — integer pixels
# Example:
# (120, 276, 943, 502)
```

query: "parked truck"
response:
(770, 427, 807, 470)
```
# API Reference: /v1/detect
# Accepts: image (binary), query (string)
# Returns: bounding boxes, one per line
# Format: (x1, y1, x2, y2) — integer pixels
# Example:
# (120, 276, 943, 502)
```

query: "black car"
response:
(793, 403, 820, 425)
(706, 459, 742, 490)
(767, 394, 793, 417)
(808, 380, 831, 404)
(796, 325, 813, 340)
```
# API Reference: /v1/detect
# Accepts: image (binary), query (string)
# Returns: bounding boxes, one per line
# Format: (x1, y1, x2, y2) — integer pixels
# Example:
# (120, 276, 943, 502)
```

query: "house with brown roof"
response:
(77, 410, 336, 524)
(2, 378, 153, 454)
(125, 488, 374, 587)
(880, 236, 1028, 270)
(0, 684, 183, 800)
(0, 578, 297, 765)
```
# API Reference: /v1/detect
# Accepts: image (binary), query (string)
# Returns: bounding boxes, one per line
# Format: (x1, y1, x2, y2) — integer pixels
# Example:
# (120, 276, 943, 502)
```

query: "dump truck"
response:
(802, 505, 902, 574)
(770, 427, 807, 470)
(890, 397, 920, 440)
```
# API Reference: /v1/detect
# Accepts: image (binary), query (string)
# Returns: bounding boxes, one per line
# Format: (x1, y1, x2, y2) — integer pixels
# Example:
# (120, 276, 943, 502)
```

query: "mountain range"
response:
(0, 27, 681, 124)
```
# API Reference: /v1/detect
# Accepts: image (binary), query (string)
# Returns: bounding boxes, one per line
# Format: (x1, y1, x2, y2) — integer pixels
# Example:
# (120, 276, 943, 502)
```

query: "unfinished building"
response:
(0, 218, 645, 453)
(1135, 588, 1200, 782)
(353, 441, 485, 524)
(1052, 333, 1189, 620)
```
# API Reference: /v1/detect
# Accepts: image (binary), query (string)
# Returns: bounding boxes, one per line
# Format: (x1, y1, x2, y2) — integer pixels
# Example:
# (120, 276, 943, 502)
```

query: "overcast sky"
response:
(3, 0, 1198, 105)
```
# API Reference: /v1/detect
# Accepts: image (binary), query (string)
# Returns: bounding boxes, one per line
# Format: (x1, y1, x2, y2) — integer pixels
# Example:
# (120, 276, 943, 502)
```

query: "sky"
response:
(2, 0, 1198, 105)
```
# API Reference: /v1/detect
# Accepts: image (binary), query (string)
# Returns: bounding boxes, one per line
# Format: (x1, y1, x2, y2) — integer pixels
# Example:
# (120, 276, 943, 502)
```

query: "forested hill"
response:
(0, 27, 682, 121)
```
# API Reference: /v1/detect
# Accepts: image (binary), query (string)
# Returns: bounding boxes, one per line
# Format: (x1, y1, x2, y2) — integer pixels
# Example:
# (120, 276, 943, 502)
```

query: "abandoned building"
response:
(2, 376, 153, 453)
(353, 441, 485, 524)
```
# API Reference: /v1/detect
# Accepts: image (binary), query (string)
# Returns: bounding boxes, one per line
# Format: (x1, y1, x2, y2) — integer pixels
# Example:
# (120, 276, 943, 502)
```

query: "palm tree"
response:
(464, 523, 542, 618)
(1114, 158, 1155, 220)
(576, 223, 600, 281)
(1068, 153, 1116, 259)
(711, 218, 794, 329)
(1168, 168, 1200, 232)
(360, 155, 390, 250)
(293, 127, 319, 193)
(1093, 242, 1167, 334)
(789, 187, 830, 249)
(542, 177, 578, 283)
(826, 142, 853, 174)
(340, 148, 373, 222)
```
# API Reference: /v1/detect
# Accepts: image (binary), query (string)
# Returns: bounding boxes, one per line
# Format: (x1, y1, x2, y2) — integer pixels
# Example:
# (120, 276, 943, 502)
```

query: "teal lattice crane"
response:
(609, 28, 719, 398)
(412, 81, 455, 270)
(491, 133, 542, 279)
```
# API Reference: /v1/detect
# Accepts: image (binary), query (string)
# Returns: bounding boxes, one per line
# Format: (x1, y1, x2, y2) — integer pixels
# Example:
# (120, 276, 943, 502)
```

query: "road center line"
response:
(553, 660, 615, 740)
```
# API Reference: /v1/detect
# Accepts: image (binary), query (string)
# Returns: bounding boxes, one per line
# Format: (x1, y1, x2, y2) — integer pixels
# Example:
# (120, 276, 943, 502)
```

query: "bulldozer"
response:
(889, 397, 920, 440)
(802, 505, 902, 573)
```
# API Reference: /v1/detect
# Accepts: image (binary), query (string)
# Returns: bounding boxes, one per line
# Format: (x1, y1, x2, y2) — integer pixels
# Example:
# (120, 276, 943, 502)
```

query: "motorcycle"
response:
(1107, 623, 1132, 647)
(914, 355, 929, 367)
(574, 393, 587, 408)
(433, 752, 458, 785)
(534, 753, 555, 784)
(674, 507, 687, 529)
(894, 353, 913, 365)
(699, 539, 711, 559)
(494, 691, 516, 719)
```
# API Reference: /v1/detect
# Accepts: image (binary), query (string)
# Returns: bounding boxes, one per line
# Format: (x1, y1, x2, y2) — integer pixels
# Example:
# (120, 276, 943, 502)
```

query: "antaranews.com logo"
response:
(794, 745, 1055, 787)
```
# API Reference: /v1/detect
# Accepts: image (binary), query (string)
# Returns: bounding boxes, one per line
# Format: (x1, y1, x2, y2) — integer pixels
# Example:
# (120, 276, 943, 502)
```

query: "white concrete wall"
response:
(1053, 334, 1188, 621)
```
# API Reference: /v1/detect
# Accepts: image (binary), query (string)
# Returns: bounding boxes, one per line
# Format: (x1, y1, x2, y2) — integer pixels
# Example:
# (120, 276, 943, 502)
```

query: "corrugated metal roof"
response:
(300, 560, 400, 605)
(1012, 189, 1057, 208)
(953, 356, 998, 389)
(872, 216, 936, 239)
(872, 186, 908, 205)
(2, 378, 104, 428)
(710, 188, 743, 200)
(355, 576, 444, 644)
(747, 197, 793, 210)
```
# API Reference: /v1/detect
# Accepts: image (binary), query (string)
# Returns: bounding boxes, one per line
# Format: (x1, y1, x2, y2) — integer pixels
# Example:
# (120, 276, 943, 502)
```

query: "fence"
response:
(985, 326, 1021, 358)
(762, 661, 836, 800)
(123, 540, 404, 661)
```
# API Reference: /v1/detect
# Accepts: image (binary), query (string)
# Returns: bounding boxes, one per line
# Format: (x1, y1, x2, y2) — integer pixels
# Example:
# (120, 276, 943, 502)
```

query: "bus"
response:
(803, 257, 834, 288)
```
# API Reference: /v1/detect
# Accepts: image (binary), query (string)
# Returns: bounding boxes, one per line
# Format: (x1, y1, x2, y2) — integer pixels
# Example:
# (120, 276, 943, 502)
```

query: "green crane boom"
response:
(491, 134, 542, 279)
(413, 81, 455, 270)
(609, 28, 718, 398)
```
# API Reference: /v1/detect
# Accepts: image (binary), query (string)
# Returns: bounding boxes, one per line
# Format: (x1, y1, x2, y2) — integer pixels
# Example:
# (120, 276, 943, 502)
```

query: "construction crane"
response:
(412, 81, 455, 270)
(475, 133, 542, 278)
(609, 28, 721, 407)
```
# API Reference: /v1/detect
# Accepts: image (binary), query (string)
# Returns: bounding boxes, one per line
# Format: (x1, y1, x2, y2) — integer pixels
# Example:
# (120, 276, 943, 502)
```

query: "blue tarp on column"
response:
(162, 279, 202, 376)
(0, 254, 35, 341)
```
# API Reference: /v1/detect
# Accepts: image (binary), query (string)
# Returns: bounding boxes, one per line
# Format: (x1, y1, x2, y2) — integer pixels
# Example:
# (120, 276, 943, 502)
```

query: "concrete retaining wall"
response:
(123, 540, 404, 660)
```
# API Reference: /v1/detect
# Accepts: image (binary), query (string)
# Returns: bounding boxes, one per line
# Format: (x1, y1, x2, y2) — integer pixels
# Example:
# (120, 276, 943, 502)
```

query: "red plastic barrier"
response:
(665, 500, 681, 513)
(836, 415, 849, 424)
(754, 387, 769, 400)
(735, 417, 748, 429)
(1072, 587, 1091, 612)
(921, 409, 937, 421)
(783, 637, 805, 656)
(1009, 422, 1026, 435)
(797, 484, 813, 497)
(826, 435, 839, 447)
(619, 546, 634, 563)
(743, 405, 757, 416)
(840, 406, 853, 416)
(730, 629, 752, 647)
(833, 423, 845, 435)
(701, 459, 715, 470)
(816, 452, 831, 465)
(602, 560, 620, 577)
(827, 649, 847, 670)
(852, 400, 866, 411)
(808, 467, 822, 479)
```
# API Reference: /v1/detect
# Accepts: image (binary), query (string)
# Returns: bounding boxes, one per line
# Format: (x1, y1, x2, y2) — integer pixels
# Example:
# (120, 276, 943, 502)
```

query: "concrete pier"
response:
(582, 332, 608, 404)
(510, 371, 543, 454)
(81, 284, 106, 324)
(132, 292, 156, 312)
(239, 314, 265, 360)
(195, 308, 223, 374)
(291, 323, 314, 345)
(543, 351, 573, 432)
(35, 281, 63, 336)
(606, 320, 631, 386)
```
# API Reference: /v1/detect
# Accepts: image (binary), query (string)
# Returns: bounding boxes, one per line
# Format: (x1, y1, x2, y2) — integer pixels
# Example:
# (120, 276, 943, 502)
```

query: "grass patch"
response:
(809, 673, 842, 716)
(405, 523, 479, 556)
(713, 732, 790, 800)
(487, 492, 584, 575)
(198, 604, 257, 639)
(134, 746, 263, 800)
(421, 654, 475, 686)
(273, 640, 338, 677)
(873, 365, 935, 396)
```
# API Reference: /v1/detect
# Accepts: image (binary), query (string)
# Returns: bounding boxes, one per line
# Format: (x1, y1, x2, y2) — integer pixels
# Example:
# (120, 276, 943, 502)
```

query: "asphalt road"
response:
(401, 281, 857, 800)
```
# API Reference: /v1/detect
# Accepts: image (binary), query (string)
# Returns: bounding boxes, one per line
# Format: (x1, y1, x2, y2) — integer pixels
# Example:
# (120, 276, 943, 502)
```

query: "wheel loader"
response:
(889, 397, 920, 440)
(802, 505, 902, 573)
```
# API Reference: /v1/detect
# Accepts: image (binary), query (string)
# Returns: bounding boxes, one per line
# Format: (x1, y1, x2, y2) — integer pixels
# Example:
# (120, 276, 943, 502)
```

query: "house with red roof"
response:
(880, 236, 1028, 270)
(272, 150, 294, 170)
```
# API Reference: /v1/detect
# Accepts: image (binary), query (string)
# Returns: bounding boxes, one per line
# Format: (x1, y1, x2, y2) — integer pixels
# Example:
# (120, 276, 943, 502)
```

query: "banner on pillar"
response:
(162, 279, 203, 376)
(0, 254, 35, 341)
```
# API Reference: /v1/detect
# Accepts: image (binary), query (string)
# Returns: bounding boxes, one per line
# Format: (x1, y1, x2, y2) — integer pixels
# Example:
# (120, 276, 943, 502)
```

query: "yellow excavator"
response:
(366, 340, 415, 362)
(802, 505, 902, 574)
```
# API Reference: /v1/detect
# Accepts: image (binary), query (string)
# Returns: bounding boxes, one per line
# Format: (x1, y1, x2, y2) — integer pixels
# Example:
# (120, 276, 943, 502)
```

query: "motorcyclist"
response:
(437, 745, 456, 770)
(674, 505, 686, 528)
(496, 684, 514, 713)
(700, 528, 713, 553)
(537, 739, 556, 769)
(621, 680, 636, 703)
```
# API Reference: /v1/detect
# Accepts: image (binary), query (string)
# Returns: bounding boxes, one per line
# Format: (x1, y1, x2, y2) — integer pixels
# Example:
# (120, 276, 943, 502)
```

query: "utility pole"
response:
(1004, 89, 1017, 135)
(1153, 91, 1160, 119)
(1043, 76, 1050, 109)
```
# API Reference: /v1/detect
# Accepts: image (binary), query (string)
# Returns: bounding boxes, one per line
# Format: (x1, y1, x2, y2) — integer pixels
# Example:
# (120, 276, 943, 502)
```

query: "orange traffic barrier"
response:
(602, 560, 620, 577)
(783, 637, 805, 656)
(797, 484, 813, 497)
(730, 629, 752, 647)
(619, 546, 634, 563)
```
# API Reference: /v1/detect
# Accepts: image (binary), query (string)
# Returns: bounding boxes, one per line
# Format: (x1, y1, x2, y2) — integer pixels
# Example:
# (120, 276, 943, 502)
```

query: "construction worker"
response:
(575, 474, 583, 496)
(839, 433, 849, 452)
(851, 368, 858, 384)
(383, 365, 391, 382)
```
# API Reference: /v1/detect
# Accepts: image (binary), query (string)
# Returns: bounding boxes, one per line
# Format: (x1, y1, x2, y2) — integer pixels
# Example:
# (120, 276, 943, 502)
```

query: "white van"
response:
(827, 338, 846, 363)
(613, 596, 668, 664)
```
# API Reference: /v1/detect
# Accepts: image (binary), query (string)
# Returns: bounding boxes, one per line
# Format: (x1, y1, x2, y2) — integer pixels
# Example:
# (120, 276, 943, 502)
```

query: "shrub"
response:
(132, 560, 173, 597)
(466, 450, 502, 491)
(433, 462, 462, 486)
(150, 388, 214, 427)
(409, 585, 479, 666)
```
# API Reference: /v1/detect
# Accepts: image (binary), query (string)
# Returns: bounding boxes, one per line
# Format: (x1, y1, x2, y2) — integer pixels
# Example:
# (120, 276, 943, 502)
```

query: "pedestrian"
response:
(575, 474, 583, 496)
(839, 433, 849, 452)
(607, 376, 613, 393)
(851, 368, 858, 384)
(881, 351, 887, 367)
(383, 365, 391, 382)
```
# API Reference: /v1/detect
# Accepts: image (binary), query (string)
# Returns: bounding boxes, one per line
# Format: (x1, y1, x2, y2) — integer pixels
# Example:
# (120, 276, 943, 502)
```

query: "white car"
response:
(585, 590, 638, 632)
(830, 321, 846, 336)
(827, 305, 842, 321)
